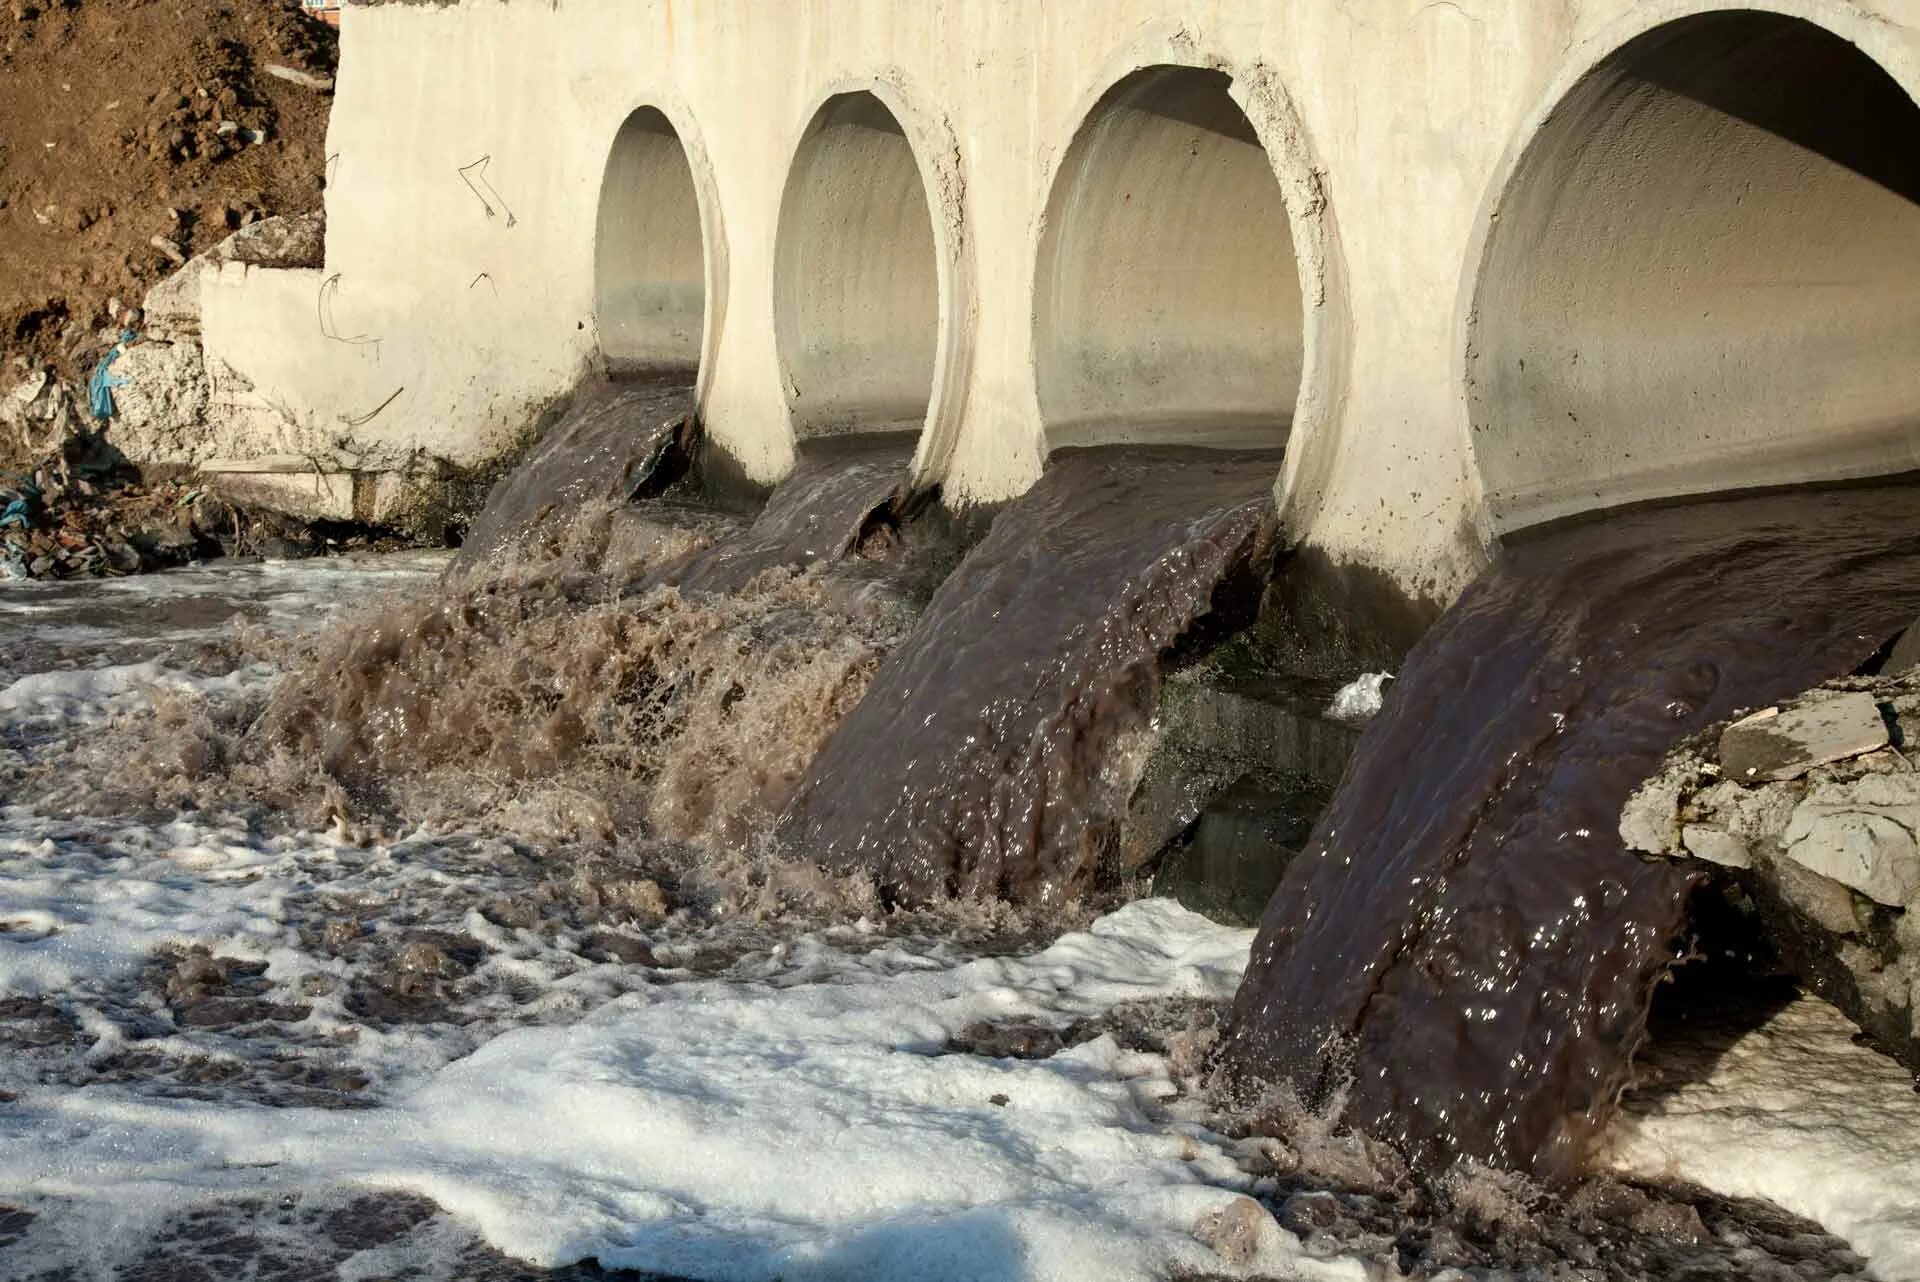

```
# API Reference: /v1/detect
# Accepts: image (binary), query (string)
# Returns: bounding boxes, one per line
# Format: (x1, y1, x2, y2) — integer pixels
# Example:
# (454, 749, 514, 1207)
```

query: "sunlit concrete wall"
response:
(201, 0, 1920, 605)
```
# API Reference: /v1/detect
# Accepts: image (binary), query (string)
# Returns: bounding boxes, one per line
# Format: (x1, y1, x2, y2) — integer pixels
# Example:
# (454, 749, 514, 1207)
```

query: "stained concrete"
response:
(197, 0, 1920, 602)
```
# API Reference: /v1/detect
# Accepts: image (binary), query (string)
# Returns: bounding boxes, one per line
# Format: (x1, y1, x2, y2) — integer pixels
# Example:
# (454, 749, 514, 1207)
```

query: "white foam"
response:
(0, 659, 276, 730)
(0, 898, 1361, 1282)
(1610, 995, 1920, 1281)
(1325, 672, 1393, 724)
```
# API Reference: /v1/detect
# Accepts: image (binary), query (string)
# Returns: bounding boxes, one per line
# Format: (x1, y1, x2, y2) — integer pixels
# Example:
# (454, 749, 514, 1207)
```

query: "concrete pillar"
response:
(196, 0, 1920, 607)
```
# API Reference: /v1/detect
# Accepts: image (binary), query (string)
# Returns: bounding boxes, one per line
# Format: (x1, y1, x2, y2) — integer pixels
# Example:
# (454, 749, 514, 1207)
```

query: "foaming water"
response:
(5, 393, 933, 849)
(1222, 479, 1920, 1180)
(4, 445, 1919, 1275)
(781, 446, 1282, 906)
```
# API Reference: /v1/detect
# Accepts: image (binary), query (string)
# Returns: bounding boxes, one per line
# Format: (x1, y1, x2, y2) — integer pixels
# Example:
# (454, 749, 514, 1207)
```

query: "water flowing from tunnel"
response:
(778, 446, 1282, 906)
(1220, 478, 1920, 1180)
(450, 374, 698, 574)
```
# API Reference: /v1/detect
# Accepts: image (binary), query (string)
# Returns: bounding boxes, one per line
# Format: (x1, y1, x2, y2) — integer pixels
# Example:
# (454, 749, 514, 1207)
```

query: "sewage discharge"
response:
(666, 432, 916, 596)
(1220, 479, 1920, 1180)
(779, 445, 1282, 905)
(450, 374, 698, 572)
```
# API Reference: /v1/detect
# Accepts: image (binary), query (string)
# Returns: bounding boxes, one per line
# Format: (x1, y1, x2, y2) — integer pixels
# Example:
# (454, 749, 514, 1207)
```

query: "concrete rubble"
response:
(1622, 666, 1920, 1072)
(110, 212, 327, 470)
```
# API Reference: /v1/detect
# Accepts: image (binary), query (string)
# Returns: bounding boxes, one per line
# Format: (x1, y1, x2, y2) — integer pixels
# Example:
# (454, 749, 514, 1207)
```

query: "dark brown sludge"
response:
(452, 374, 698, 573)
(664, 432, 917, 596)
(1221, 480, 1920, 1179)
(779, 446, 1282, 906)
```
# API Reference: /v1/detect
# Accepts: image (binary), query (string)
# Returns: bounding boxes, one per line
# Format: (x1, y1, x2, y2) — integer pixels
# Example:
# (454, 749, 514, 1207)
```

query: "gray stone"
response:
(149, 235, 188, 267)
(1693, 778, 1800, 845)
(264, 63, 334, 92)
(1620, 769, 1688, 854)
(1719, 691, 1888, 782)
(1680, 823, 1751, 869)
(1766, 854, 1865, 937)
(1783, 806, 1920, 906)
(222, 211, 324, 269)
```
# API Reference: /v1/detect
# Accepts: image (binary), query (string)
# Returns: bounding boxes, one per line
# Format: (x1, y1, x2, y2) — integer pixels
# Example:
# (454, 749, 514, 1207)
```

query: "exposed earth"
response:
(0, 0, 336, 397)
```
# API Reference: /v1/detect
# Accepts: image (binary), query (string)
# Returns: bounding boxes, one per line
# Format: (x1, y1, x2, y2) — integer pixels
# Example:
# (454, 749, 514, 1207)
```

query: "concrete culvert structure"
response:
(594, 107, 707, 374)
(775, 92, 940, 438)
(1035, 67, 1305, 451)
(1468, 11, 1920, 531)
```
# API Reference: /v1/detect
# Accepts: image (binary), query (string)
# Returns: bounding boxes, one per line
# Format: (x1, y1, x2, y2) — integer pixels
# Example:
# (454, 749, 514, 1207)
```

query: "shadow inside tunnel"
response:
(1629, 10, 1920, 208)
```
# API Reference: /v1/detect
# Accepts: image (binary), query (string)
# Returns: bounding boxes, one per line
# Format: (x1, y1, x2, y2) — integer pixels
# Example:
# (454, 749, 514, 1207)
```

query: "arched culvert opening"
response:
(774, 92, 940, 439)
(1035, 66, 1306, 451)
(1468, 11, 1920, 531)
(594, 107, 707, 375)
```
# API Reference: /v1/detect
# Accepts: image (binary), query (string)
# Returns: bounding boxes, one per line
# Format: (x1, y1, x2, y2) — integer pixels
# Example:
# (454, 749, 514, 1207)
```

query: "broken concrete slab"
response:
(1784, 806, 1920, 907)
(1116, 666, 1358, 873)
(1719, 691, 1888, 782)
(1153, 774, 1325, 926)
(1680, 823, 1751, 869)
(1620, 764, 1694, 854)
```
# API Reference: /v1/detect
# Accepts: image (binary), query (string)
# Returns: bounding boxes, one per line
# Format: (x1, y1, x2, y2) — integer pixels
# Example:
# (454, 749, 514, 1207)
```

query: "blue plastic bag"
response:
(88, 329, 138, 420)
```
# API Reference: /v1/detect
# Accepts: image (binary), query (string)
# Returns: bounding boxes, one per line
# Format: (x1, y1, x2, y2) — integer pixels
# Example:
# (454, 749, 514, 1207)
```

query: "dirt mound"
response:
(0, 0, 336, 385)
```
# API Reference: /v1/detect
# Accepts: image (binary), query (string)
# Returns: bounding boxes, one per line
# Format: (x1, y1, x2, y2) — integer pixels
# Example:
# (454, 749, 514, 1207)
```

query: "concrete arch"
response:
(1464, 4, 1920, 533)
(1033, 64, 1308, 452)
(773, 83, 971, 454)
(593, 102, 725, 392)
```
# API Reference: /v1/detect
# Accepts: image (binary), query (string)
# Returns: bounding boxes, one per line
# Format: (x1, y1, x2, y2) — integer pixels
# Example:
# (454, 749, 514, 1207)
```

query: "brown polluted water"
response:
(779, 445, 1283, 906)
(1220, 478, 1920, 1180)
(663, 432, 917, 597)
(451, 373, 698, 573)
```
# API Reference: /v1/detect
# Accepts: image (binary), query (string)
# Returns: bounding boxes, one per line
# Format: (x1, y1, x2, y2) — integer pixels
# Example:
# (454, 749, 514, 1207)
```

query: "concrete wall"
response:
(202, 0, 1920, 604)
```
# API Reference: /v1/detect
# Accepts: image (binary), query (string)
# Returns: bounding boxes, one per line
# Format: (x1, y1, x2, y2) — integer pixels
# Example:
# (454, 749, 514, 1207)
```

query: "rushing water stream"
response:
(782, 445, 1282, 906)
(1225, 480, 1920, 1181)
(2, 384, 1919, 1279)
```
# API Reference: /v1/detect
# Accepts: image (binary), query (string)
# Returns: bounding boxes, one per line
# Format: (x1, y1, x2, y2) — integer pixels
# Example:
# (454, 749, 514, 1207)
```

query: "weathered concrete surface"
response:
(1624, 675, 1920, 1072)
(200, 0, 1920, 602)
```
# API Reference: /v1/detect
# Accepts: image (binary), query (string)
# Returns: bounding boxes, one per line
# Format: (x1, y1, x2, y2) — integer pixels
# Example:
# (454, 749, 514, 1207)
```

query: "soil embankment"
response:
(0, 0, 336, 391)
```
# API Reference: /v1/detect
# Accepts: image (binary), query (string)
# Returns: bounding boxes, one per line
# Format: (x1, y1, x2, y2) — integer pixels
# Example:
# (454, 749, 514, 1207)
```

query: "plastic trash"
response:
(88, 329, 138, 420)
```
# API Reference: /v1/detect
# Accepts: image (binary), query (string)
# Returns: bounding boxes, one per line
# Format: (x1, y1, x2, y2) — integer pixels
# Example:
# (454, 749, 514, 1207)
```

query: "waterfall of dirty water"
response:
(779, 446, 1282, 906)
(19, 395, 925, 856)
(450, 374, 698, 574)
(661, 432, 916, 597)
(1221, 479, 1920, 1181)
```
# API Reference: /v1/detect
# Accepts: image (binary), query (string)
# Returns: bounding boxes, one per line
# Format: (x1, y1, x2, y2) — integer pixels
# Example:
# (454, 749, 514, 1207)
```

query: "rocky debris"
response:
(100, 209, 325, 469)
(1622, 673, 1920, 1071)
(142, 209, 325, 340)
(150, 945, 310, 1031)
(0, 389, 412, 581)
(1193, 1196, 1279, 1267)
